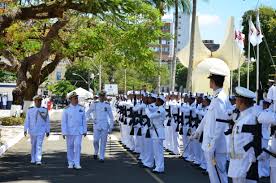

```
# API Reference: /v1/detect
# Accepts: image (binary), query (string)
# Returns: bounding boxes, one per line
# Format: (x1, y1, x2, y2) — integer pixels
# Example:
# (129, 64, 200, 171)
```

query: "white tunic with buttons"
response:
(145, 106, 166, 140)
(24, 107, 50, 136)
(228, 106, 256, 178)
(61, 104, 87, 135)
(199, 88, 229, 153)
(86, 101, 114, 131)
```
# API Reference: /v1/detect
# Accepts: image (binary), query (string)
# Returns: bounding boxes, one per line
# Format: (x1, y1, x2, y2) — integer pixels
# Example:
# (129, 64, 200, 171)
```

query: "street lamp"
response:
(72, 73, 90, 91)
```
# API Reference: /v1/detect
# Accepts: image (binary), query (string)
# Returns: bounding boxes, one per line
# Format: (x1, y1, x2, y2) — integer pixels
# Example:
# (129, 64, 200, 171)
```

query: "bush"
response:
(0, 117, 25, 126)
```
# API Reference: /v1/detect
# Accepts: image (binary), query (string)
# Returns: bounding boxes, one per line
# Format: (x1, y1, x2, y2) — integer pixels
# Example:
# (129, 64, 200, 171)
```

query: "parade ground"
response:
(0, 121, 209, 183)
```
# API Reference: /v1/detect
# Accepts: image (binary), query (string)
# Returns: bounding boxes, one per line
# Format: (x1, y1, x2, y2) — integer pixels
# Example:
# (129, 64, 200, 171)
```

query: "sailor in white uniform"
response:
(227, 87, 258, 183)
(86, 90, 114, 162)
(145, 95, 166, 173)
(193, 68, 229, 183)
(24, 95, 50, 165)
(61, 92, 87, 169)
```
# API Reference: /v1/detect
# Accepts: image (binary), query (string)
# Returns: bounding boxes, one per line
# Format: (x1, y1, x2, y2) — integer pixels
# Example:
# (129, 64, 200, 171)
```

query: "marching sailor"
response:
(61, 92, 87, 169)
(145, 95, 166, 174)
(24, 95, 50, 165)
(86, 90, 114, 162)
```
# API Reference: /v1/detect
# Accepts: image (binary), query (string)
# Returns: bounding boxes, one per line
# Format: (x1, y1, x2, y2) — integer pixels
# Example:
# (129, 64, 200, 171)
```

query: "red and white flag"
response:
(235, 30, 245, 50)
(256, 10, 264, 45)
(249, 18, 258, 47)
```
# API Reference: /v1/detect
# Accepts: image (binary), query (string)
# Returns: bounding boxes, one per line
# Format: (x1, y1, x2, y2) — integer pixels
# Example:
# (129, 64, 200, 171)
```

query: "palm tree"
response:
(186, 0, 197, 92)
(171, 0, 190, 91)
(186, 0, 208, 92)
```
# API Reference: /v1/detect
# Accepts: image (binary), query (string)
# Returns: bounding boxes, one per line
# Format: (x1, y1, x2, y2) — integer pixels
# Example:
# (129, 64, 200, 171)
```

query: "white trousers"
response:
(93, 129, 108, 160)
(171, 124, 180, 154)
(142, 138, 154, 168)
(232, 178, 257, 183)
(182, 127, 189, 158)
(30, 135, 45, 163)
(66, 135, 82, 166)
(271, 167, 276, 183)
(153, 139, 164, 172)
(204, 151, 228, 183)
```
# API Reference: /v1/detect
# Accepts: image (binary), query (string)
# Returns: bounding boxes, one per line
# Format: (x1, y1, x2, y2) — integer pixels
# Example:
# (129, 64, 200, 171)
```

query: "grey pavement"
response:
(0, 121, 269, 183)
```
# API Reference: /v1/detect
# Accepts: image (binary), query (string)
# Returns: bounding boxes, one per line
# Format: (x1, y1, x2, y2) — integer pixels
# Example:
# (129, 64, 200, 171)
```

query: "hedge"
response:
(0, 117, 25, 126)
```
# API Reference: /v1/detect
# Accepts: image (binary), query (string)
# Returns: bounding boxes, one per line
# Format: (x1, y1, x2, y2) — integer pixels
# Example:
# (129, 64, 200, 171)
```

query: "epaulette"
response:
(64, 105, 69, 109)
(28, 106, 34, 109)
(94, 101, 99, 103)
(79, 104, 84, 108)
(42, 107, 47, 109)
(105, 101, 110, 105)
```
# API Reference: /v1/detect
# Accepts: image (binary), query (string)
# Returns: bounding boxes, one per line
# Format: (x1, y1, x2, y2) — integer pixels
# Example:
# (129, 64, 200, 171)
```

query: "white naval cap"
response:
(157, 95, 166, 102)
(235, 87, 255, 99)
(263, 97, 272, 104)
(68, 91, 78, 99)
(33, 95, 43, 101)
(150, 93, 157, 99)
(208, 67, 228, 78)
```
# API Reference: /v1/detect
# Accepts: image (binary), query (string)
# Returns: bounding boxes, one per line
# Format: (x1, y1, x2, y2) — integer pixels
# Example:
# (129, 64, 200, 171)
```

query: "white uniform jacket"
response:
(228, 106, 257, 178)
(145, 105, 166, 139)
(200, 88, 229, 153)
(86, 101, 114, 131)
(62, 104, 87, 135)
(24, 106, 50, 136)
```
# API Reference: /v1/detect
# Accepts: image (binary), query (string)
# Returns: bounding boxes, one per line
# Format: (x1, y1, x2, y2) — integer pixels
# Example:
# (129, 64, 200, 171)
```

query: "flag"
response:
(256, 10, 264, 45)
(235, 30, 245, 50)
(249, 19, 258, 47)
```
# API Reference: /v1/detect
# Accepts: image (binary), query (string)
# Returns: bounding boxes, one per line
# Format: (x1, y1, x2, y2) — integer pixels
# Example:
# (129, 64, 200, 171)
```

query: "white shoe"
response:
(68, 164, 74, 169)
(36, 162, 42, 165)
(74, 165, 82, 169)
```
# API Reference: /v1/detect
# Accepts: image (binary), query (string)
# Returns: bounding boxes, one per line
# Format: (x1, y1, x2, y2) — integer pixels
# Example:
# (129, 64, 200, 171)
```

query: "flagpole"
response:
(256, 10, 260, 102)
(238, 56, 241, 87)
(247, 16, 251, 89)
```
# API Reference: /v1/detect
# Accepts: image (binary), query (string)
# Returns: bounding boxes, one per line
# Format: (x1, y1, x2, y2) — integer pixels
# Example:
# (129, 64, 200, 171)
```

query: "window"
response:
(178, 41, 181, 44)
(178, 34, 181, 37)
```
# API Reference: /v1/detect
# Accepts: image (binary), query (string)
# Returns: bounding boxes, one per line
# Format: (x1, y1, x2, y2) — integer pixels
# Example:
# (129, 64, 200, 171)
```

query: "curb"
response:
(0, 131, 24, 157)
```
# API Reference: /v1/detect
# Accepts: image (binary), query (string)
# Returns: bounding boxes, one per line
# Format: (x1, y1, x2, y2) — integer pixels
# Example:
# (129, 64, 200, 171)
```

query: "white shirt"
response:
(24, 106, 50, 135)
(199, 88, 229, 153)
(86, 101, 114, 131)
(62, 104, 87, 135)
(145, 105, 165, 139)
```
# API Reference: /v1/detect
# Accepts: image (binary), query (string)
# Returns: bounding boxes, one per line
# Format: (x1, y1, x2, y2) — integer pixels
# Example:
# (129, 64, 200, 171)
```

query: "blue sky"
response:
(173, 0, 276, 43)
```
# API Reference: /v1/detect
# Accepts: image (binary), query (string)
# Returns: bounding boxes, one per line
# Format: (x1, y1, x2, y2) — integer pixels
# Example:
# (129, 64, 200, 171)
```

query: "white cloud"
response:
(198, 14, 221, 27)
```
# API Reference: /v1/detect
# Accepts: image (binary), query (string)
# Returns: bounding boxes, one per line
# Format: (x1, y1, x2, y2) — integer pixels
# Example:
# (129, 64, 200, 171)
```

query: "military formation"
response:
(22, 68, 276, 183)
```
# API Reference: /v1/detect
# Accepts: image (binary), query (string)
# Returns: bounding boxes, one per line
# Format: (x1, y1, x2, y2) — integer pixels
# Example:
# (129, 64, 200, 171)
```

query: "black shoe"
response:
(201, 171, 208, 175)
(93, 155, 98, 160)
(99, 159, 104, 163)
(152, 170, 164, 174)
(169, 152, 176, 155)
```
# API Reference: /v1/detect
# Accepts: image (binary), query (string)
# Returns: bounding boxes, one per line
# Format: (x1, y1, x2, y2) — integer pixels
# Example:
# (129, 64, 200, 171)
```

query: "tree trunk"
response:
(186, 0, 196, 92)
(171, 0, 179, 92)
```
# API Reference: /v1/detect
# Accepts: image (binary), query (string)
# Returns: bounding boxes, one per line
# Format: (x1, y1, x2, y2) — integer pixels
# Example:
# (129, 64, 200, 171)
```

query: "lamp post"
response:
(72, 73, 89, 90)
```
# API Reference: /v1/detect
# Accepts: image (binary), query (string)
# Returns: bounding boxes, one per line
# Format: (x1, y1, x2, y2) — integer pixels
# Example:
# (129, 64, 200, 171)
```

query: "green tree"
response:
(47, 80, 76, 98)
(0, 0, 162, 104)
(175, 63, 187, 91)
(241, 6, 276, 91)
(0, 70, 16, 82)
(171, 0, 190, 91)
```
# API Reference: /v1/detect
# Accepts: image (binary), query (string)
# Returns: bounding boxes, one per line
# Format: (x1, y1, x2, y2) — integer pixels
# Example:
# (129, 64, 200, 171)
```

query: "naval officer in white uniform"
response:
(61, 92, 87, 169)
(193, 68, 230, 183)
(24, 95, 50, 165)
(86, 90, 114, 162)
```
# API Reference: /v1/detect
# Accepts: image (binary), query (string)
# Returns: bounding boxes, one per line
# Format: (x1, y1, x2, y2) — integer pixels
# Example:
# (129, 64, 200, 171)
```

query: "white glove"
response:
(190, 132, 200, 140)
